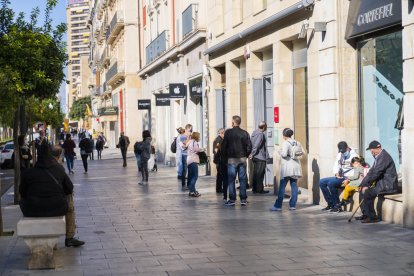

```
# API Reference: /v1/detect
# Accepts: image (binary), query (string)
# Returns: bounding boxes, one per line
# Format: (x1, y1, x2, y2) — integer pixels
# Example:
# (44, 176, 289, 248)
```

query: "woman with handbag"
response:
(63, 133, 76, 174)
(186, 132, 204, 197)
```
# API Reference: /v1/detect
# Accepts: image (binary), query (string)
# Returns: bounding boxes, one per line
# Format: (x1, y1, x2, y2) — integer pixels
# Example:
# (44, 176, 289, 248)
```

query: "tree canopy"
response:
(69, 96, 92, 121)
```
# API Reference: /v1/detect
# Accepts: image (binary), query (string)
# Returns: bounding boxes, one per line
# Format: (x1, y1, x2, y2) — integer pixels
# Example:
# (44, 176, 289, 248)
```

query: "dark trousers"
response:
(81, 154, 88, 172)
(215, 163, 223, 193)
(252, 159, 266, 192)
(97, 150, 102, 160)
(221, 162, 228, 200)
(89, 150, 94, 160)
(181, 155, 188, 187)
(121, 148, 127, 166)
(363, 188, 378, 219)
(140, 160, 149, 181)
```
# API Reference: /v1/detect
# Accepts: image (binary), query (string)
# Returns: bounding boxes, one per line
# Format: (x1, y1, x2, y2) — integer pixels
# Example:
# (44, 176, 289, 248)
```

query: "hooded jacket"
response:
(19, 158, 73, 217)
(250, 129, 269, 161)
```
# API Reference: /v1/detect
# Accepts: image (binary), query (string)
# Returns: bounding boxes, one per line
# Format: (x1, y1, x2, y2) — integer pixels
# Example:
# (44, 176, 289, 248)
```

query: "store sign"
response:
(189, 77, 203, 98)
(138, 99, 151, 110)
(155, 94, 170, 106)
(98, 107, 118, 116)
(169, 83, 186, 99)
(345, 0, 401, 39)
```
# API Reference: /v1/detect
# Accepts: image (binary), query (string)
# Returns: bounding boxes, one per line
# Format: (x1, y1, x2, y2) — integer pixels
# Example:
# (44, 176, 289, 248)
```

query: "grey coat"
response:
(279, 138, 302, 179)
(250, 129, 269, 161)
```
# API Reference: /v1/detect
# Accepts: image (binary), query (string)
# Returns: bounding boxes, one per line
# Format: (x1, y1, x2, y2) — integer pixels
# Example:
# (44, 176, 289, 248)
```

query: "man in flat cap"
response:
(357, 140, 398, 223)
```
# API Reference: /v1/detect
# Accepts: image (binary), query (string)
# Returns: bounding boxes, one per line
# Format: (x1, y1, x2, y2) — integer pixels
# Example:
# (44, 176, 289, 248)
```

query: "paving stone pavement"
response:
(1, 157, 414, 276)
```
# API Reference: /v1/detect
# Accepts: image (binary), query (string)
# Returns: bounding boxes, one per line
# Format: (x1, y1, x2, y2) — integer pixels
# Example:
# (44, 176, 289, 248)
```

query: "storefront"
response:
(346, 0, 403, 179)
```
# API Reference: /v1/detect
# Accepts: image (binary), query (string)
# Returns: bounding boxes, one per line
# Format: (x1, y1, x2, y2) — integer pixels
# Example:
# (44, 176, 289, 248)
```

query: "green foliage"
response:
(69, 96, 91, 121)
(0, 0, 67, 127)
(26, 96, 65, 129)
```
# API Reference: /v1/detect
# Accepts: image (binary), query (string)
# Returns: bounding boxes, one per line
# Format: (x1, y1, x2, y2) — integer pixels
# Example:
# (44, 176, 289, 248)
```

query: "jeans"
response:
(252, 159, 266, 192)
(140, 160, 149, 182)
(135, 153, 141, 172)
(319, 177, 343, 207)
(187, 163, 198, 193)
(227, 162, 247, 201)
(97, 150, 102, 160)
(81, 154, 88, 172)
(177, 152, 183, 177)
(65, 154, 74, 172)
(274, 177, 298, 208)
(181, 154, 188, 187)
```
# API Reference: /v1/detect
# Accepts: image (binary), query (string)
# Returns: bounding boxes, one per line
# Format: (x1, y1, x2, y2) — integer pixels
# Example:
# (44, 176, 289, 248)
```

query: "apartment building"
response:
(66, 0, 93, 128)
(138, 0, 208, 164)
(88, 0, 141, 147)
(205, 0, 414, 227)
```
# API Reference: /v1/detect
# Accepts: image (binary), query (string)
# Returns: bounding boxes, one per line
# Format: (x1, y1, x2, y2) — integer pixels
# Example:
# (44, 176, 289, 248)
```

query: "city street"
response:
(1, 156, 414, 276)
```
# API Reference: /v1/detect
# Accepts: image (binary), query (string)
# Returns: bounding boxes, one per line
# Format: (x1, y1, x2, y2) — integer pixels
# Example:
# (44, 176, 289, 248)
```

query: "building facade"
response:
(205, 0, 414, 228)
(88, 0, 141, 147)
(66, 0, 93, 128)
(138, 0, 208, 164)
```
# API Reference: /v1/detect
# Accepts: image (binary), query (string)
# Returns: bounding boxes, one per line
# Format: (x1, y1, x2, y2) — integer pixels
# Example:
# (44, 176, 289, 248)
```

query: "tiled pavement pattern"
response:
(1, 157, 414, 276)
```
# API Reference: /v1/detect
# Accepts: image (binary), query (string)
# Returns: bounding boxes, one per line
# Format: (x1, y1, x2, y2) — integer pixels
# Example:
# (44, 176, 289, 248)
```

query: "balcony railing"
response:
(106, 61, 125, 85)
(107, 11, 124, 44)
(182, 4, 198, 39)
(145, 30, 169, 64)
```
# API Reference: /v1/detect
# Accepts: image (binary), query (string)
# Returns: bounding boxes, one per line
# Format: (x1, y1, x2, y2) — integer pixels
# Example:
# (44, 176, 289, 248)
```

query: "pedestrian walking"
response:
(175, 127, 185, 179)
(213, 128, 225, 194)
(62, 133, 76, 174)
(117, 131, 130, 167)
(89, 138, 95, 160)
(271, 128, 304, 211)
(221, 115, 252, 206)
(179, 124, 193, 190)
(187, 132, 204, 197)
(138, 130, 152, 185)
(250, 121, 270, 194)
(95, 134, 104, 160)
(149, 145, 158, 172)
(79, 133, 91, 173)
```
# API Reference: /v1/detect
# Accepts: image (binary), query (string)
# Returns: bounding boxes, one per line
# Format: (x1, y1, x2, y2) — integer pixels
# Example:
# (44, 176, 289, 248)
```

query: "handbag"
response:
(197, 151, 208, 165)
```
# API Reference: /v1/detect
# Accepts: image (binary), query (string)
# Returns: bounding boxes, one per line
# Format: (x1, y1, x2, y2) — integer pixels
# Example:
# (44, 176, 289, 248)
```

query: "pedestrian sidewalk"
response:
(1, 158, 414, 275)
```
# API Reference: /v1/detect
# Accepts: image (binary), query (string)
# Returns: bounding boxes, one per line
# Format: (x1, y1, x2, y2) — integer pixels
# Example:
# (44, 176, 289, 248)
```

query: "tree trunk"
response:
(0, 179, 3, 234)
(13, 108, 21, 204)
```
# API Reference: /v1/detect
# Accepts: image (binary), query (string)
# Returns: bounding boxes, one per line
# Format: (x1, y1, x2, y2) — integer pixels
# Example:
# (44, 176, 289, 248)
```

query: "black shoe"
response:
(355, 215, 367, 221)
(321, 206, 332, 211)
(258, 190, 269, 194)
(361, 217, 380, 223)
(65, 238, 85, 247)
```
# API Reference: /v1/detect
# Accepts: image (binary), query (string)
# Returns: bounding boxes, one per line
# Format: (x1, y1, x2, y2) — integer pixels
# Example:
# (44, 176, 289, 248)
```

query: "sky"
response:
(9, 0, 69, 110)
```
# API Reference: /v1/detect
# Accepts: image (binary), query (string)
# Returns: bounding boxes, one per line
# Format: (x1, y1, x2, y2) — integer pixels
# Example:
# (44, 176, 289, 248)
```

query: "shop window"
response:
(358, 31, 403, 172)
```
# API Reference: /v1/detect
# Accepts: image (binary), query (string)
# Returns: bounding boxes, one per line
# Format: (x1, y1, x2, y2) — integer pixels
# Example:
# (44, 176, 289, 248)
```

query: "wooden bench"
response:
(17, 216, 66, 269)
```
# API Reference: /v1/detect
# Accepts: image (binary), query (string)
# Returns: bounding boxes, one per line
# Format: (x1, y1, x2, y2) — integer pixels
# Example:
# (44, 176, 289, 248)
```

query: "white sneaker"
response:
(270, 206, 282, 211)
(289, 207, 296, 210)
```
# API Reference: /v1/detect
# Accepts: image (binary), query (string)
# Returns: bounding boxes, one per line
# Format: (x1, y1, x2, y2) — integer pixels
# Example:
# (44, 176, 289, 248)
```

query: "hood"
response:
(251, 129, 262, 138)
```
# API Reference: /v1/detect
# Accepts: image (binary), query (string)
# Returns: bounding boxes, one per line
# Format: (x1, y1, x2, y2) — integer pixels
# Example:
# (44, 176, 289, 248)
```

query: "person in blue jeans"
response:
(220, 116, 252, 206)
(319, 141, 359, 212)
(271, 128, 303, 211)
(176, 127, 185, 179)
(186, 132, 204, 197)
(179, 124, 192, 190)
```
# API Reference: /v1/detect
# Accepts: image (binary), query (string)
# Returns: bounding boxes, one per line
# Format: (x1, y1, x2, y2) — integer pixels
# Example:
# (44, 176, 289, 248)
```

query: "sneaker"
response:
(336, 208, 344, 213)
(289, 207, 296, 210)
(189, 191, 201, 197)
(241, 200, 248, 206)
(65, 238, 85, 247)
(270, 206, 282, 211)
(224, 200, 235, 206)
(330, 207, 340, 213)
(321, 206, 332, 211)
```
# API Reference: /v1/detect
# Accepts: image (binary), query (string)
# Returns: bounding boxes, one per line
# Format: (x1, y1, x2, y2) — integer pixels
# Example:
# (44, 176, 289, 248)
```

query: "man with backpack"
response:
(250, 121, 270, 194)
(134, 130, 152, 185)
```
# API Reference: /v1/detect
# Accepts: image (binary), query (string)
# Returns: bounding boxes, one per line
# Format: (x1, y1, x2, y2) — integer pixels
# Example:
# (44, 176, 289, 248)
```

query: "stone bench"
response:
(17, 216, 66, 269)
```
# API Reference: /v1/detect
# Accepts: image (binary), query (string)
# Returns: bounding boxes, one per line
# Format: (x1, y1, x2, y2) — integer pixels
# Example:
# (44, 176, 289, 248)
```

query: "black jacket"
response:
(212, 135, 223, 164)
(220, 126, 252, 161)
(19, 158, 73, 217)
(360, 149, 398, 194)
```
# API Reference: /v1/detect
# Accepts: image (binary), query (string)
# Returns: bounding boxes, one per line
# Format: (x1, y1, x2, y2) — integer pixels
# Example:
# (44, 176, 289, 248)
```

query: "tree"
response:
(69, 96, 92, 121)
(0, 0, 67, 213)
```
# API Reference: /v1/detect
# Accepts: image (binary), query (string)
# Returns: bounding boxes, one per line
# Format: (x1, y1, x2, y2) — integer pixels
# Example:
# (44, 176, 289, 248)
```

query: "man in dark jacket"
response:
(250, 121, 270, 194)
(221, 115, 252, 206)
(358, 140, 398, 223)
(19, 144, 84, 247)
(117, 131, 130, 167)
(213, 128, 225, 194)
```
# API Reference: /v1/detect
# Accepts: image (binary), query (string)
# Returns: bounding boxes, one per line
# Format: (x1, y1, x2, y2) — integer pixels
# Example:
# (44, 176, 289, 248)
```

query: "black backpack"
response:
(85, 138, 93, 154)
(170, 137, 177, 153)
(134, 141, 144, 154)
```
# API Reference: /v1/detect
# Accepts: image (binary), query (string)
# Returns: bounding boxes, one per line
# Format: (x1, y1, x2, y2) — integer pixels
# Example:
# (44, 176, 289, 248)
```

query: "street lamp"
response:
(48, 103, 53, 110)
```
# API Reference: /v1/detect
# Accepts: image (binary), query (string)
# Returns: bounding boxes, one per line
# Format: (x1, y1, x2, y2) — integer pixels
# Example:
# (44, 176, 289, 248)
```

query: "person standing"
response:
(179, 124, 193, 190)
(62, 134, 76, 174)
(176, 127, 185, 179)
(319, 141, 359, 212)
(95, 134, 104, 160)
(78, 133, 91, 173)
(213, 128, 225, 194)
(221, 116, 252, 206)
(358, 141, 398, 223)
(138, 130, 152, 185)
(250, 121, 270, 194)
(117, 132, 130, 167)
(89, 137, 95, 160)
(271, 128, 303, 211)
(187, 132, 204, 197)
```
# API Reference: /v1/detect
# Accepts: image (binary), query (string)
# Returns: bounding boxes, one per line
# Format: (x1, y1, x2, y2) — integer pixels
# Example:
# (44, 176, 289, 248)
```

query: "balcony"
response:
(107, 11, 124, 45)
(182, 4, 199, 39)
(100, 48, 110, 67)
(145, 30, 169, 64)
(98, 106, 118, 116)
(106, 61, 125, 86)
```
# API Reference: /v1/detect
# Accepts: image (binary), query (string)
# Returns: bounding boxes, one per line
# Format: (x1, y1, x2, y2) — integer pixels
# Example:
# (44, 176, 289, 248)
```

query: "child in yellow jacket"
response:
(340, 156, 369, 207)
